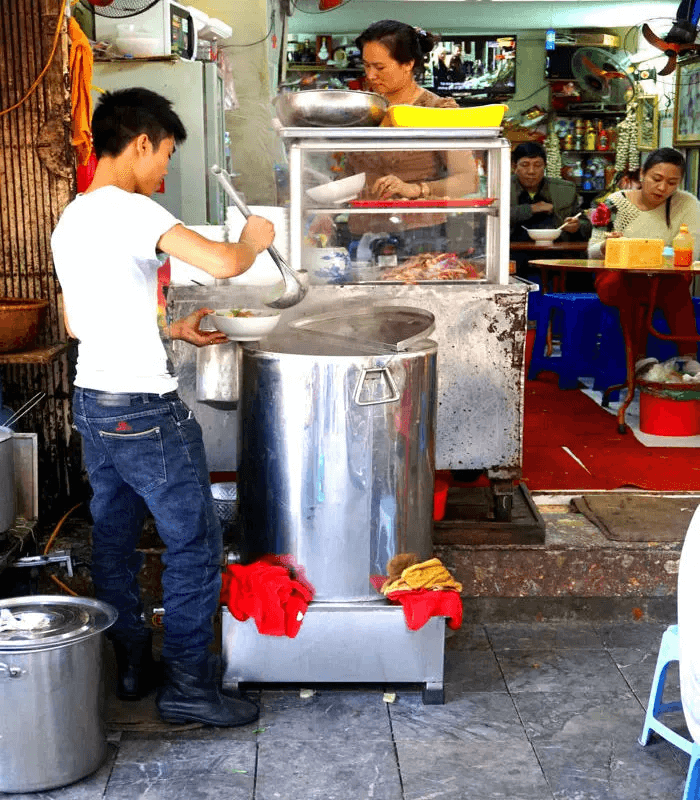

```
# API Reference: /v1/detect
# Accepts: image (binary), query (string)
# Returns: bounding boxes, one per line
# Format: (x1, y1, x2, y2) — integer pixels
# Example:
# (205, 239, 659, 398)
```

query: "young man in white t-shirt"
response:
(51, 87, 274, 727)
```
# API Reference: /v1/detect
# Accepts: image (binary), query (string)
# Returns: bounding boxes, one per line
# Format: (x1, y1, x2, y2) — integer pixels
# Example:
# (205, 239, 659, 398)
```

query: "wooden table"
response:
(530, 258, 700, 432)
(0, 342, 70, 366)
(0, 341, 70, 417)
(510, 242, 589, 254)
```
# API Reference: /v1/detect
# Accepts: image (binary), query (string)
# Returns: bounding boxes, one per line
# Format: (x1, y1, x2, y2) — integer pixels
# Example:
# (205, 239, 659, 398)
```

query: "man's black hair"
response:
(92, 87, 187, 159)
(512, 142, 547, 164)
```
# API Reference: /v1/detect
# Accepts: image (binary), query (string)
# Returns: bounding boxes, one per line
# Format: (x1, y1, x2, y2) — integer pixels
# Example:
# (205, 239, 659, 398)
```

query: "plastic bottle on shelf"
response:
(585, 124, 597, 151)
(673, 224, 695, 266)
(572, 162, 583, 186)
(598, 124, 609, 151)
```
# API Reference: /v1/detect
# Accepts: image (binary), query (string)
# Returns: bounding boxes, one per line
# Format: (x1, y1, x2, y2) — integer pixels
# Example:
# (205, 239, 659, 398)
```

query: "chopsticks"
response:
(557, 212, 582, 231)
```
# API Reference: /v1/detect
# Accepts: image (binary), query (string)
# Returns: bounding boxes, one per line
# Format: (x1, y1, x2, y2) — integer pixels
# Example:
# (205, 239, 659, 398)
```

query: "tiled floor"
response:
(1, 617, 691, 800)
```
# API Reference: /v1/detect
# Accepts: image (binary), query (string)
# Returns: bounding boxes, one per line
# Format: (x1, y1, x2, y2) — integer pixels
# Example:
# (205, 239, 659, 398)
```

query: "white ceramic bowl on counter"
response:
(115, 36, 161, 57)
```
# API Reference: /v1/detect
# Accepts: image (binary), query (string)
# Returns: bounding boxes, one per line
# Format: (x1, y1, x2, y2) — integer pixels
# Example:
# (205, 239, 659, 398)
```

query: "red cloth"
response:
(76, 150, 97, 193)
(221, 556, 314, 638)
(386, 589, 463, 631)
(595, 270, 697, 356)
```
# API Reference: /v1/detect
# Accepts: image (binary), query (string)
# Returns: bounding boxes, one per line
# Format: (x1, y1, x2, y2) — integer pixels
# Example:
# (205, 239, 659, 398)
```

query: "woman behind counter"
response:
(588, 147, 700, 373)
(346, 21, 478, 256)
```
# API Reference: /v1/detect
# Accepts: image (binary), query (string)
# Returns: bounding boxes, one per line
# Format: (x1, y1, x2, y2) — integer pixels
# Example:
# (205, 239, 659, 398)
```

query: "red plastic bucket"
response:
(638, 380, 700, 436)
(433, 478, 450, 521)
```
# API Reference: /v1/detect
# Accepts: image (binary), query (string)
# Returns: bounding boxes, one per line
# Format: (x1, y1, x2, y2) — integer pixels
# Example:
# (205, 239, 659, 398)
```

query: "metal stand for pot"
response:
(221, 602, 446, 704)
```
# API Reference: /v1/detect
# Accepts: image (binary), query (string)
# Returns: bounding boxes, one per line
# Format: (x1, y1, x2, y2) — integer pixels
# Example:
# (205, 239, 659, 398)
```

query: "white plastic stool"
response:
(639, 624, 700, 799)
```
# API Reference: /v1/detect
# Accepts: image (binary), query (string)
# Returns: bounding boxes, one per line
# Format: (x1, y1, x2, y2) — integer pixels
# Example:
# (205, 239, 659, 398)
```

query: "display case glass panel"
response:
(284, 130, 511, 286)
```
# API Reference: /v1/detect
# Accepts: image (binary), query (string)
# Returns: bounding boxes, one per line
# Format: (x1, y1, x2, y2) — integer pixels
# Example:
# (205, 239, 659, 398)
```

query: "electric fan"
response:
(570, 48, 635, 109)
(283, 0, 353, 14)
(638, 0, 700, 75)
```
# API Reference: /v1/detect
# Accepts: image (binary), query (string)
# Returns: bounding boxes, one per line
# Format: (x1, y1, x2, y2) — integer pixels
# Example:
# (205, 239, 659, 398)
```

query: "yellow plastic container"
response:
(604, 237, 665, 269)
(386, 103, 508, 128)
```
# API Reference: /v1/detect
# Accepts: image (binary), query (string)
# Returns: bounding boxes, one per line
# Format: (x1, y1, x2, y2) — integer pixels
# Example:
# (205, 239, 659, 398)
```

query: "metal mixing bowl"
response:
(274, 90, 388, 127)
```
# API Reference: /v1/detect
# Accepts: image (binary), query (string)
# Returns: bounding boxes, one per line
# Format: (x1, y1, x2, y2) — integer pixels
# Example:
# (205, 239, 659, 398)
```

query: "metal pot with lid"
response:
(0, 595, 117, 793)
(238, 305, 438, 602)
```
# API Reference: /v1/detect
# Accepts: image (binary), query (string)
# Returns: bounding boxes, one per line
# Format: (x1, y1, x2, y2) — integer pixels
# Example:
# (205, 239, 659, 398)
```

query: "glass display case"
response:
(282, 127, 512, 286)
(280, 127, 526, 519)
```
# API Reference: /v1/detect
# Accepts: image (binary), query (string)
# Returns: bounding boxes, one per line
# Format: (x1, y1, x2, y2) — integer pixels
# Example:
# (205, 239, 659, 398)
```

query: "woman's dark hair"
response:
(513, 142, 547, 164)
(356, 20, 437, 77)
(642, 147, 686, 175)
(92, 87, 187, 159)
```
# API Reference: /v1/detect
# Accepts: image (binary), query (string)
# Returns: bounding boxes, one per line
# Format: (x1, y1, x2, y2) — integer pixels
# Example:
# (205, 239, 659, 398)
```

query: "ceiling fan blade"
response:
(658, 54, 677, 75)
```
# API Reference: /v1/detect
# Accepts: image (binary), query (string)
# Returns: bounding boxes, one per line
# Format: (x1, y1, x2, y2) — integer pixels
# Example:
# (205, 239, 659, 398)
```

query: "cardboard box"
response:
(573, 33, 620, 47)
(604, 237, 665, 269)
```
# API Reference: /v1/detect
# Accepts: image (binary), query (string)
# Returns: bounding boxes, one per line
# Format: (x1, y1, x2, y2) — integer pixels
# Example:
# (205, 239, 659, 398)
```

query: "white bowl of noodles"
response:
(210, 308, 281, 341)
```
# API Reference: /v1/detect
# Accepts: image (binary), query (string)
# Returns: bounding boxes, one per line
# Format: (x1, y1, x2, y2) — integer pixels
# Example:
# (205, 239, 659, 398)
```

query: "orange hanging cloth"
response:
(68, 17, 94, 166)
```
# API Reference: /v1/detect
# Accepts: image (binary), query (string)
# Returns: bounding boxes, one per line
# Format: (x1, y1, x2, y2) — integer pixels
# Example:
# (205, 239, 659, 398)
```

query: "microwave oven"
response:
(94, 1, 197, 60)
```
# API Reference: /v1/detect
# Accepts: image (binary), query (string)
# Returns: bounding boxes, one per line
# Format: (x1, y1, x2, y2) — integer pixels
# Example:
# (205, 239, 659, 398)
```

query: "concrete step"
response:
(435, 490, 697, 621)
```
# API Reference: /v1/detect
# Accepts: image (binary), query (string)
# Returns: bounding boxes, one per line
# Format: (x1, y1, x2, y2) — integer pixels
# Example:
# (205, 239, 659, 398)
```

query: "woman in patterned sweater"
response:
(588, 148, 700, 371)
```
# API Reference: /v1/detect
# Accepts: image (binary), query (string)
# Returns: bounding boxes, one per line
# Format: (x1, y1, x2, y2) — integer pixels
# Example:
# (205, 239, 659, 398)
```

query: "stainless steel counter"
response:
(167, 279, 528, 481)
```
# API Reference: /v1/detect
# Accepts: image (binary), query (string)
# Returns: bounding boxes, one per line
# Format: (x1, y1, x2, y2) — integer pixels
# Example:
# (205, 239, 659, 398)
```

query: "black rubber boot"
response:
(156, 655, 259, 727)
(110, 631, 161, 701)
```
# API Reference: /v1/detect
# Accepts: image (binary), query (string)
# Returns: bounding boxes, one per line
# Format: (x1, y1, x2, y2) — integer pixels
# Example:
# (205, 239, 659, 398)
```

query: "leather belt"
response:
(94, 392, 138, 407)
(88, 390, 178, 407)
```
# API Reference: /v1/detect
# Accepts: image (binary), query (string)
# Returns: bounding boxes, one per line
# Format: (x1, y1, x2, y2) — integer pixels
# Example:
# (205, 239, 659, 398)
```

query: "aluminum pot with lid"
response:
(0, 595, 117, 793)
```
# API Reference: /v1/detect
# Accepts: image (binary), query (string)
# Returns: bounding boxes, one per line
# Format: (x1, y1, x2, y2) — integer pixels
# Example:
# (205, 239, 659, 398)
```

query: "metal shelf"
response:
(280, 127, 502, 142)
(304, 205, 500, 215)
(561, 149, 615, 155)
(285, 65, 363, 73)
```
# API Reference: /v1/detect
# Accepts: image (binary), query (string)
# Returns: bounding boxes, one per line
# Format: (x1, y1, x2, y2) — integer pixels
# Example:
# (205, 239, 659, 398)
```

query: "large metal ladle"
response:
(210, 165, 308, 309)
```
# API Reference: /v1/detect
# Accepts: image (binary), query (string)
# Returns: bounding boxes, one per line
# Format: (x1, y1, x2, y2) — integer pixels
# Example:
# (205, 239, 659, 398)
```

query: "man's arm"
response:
(549, 181, 589, 236)
(509, 177, 552, 226)
(157, 216, 275, 280)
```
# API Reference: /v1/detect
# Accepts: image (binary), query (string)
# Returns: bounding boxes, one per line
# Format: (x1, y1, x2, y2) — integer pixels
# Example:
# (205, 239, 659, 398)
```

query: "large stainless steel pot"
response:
(238, 317, 437, 603)
(0, 595, 117, 793)
(0, 426, 14, 533)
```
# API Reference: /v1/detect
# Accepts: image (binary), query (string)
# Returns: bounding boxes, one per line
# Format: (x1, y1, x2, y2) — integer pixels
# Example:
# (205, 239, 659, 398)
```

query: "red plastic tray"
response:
(349, 198, 495, 208)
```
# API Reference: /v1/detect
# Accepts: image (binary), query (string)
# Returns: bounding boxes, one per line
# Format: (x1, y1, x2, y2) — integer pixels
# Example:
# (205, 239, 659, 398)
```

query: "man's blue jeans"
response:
(72, 388, 222, 663)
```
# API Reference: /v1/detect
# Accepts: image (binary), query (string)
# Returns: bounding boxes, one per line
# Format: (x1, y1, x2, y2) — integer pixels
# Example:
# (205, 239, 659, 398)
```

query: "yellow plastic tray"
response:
(386, 103, 508, 128)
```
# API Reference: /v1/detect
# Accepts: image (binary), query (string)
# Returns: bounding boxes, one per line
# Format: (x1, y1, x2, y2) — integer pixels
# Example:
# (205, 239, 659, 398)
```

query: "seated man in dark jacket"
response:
(510, 142, 592, 243)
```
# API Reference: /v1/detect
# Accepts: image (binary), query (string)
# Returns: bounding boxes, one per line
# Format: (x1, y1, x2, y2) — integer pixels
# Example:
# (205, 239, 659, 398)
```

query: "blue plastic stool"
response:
(591, 306, 627, 401)
(592, 302, 700, 402)
(639, 624, 700, 800)
(528, 293, 603, 390)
